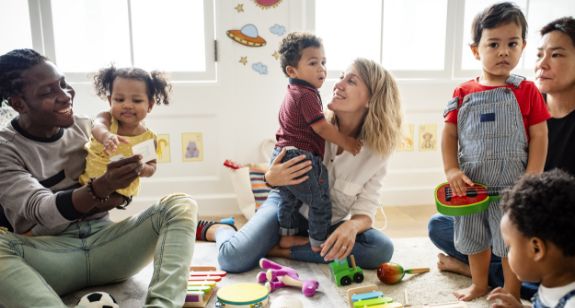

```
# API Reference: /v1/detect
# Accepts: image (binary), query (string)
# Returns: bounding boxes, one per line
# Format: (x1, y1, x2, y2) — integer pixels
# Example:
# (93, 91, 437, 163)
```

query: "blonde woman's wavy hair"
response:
(353, 58, 403, 156)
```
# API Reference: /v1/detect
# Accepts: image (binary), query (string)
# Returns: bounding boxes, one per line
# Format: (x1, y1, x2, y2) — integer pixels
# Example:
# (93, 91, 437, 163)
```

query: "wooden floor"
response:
(202, 204, 437, 238)
(375, 204, 437, 238)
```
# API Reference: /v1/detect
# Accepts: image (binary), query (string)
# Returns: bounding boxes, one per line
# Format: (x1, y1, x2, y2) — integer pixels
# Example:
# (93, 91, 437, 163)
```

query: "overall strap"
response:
(556, 289, 575, 308)
(506, 74, 525, 88)
(532, 289, 575, 308)
(443, 96, 459, 117)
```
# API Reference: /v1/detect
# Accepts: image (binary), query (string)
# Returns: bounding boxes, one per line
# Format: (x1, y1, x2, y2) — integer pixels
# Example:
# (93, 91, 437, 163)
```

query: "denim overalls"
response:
(270, 146, 331, 248)
(532, 289, 575, 308)
(446, 75, 528, 257)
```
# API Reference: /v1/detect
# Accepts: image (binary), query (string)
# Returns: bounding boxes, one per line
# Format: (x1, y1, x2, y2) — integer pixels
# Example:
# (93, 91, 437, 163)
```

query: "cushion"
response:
(248, 168, 271, 210)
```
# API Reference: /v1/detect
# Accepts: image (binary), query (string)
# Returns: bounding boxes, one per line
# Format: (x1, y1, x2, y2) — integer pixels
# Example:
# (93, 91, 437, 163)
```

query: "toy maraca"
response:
(377, 262, 429, 285)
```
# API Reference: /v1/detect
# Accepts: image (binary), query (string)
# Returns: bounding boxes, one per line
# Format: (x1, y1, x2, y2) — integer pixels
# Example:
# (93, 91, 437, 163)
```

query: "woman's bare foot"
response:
(453, 283, 489, 301)
(437, 253, 471, 277)
(279, 235, 309, 248)
(268, 245, 290, 258)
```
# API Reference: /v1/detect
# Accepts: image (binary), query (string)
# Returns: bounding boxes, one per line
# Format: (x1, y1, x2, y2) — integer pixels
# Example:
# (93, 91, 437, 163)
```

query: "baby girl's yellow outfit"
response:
(79, 117, 156, 197)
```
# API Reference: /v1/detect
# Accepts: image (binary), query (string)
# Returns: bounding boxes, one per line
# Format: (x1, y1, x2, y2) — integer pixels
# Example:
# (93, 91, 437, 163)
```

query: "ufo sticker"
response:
(227, 24, 267, 47)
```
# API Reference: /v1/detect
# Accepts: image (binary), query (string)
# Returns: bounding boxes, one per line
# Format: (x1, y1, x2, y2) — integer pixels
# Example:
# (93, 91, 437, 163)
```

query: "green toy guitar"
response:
(434, 182, 502, 216)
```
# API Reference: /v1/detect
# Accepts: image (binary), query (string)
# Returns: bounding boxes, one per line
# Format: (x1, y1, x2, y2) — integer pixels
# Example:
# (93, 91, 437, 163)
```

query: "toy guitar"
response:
(435, 182, 503, 216)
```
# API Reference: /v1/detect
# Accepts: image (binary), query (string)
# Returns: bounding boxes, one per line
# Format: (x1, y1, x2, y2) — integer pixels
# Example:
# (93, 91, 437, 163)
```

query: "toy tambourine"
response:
(215, 283, 269, 307)
(435, 182, 501, 216)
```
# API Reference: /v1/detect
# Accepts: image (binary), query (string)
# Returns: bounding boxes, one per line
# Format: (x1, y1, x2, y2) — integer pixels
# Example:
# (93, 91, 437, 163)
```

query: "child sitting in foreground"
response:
(487, 169, 575, 307)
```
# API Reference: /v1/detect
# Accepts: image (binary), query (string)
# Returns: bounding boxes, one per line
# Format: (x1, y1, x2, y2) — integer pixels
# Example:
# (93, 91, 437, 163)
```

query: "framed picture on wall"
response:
(156, 134, 171, 163)
(181, 132, 204, 162)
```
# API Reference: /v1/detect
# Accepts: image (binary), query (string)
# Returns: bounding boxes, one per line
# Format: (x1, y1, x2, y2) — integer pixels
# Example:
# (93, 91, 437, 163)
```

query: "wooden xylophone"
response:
(184, 266, 227, 307)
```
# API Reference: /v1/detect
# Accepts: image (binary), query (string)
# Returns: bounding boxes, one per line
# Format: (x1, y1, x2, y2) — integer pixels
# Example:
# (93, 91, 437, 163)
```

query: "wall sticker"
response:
(227, 24, 267, 47)
(157, 134, 171, 163)
(419, 124, 437, 151)
(253, 0, 282, 9)
(181, 132, 204, 162)
(252, 62, 268, 75)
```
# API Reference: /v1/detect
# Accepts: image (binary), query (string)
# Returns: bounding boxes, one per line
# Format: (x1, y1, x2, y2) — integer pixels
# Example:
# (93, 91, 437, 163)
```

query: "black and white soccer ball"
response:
(76, 291, 119, 308)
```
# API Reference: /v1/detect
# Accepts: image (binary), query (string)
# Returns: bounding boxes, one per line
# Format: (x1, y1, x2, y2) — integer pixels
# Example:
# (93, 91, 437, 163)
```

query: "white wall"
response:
(71, 1, 461, 220)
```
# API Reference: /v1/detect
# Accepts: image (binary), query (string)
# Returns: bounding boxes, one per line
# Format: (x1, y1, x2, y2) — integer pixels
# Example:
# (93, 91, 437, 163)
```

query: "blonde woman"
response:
(211, 58, 403, 272)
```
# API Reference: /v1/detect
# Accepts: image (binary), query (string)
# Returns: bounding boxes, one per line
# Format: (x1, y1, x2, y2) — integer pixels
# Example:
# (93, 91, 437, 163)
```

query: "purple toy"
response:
(257, 258, 319, 297)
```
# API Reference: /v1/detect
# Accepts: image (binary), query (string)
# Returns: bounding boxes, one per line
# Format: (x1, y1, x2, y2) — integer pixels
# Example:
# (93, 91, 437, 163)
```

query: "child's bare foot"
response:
(437, 253, 471, 277)
(453, 283, 489, 301)
(279, 235, 309, 248)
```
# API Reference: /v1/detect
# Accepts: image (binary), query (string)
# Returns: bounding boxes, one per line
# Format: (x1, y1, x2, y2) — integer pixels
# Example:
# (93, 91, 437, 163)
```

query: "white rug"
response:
(62, 237, 491, 307)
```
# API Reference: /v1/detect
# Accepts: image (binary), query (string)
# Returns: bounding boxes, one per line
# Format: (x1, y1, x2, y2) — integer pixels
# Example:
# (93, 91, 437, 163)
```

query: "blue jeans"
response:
(216, 190, 394, 273)
(0, 193, 197, 308)
(271, 147, 331, 247)
(428, 213, 538, 300)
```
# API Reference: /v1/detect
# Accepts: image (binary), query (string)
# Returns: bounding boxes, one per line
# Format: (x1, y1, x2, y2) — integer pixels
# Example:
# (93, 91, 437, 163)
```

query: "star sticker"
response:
(272, 51, 280, 60)
(234, 4, 244, 13)
(239, 56, 248, 65)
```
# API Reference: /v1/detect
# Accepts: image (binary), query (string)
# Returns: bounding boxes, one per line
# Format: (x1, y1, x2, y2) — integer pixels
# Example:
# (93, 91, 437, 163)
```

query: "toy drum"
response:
(215, 283, 269, 307)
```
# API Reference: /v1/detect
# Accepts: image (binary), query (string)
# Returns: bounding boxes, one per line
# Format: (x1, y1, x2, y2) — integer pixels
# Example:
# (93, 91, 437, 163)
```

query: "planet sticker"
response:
(227, 24, 267, 47)
(254, 0, 282, 9)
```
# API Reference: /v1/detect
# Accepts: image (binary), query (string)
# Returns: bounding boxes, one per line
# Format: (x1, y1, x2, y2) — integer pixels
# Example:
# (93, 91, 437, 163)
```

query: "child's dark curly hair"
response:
(501, 169, 575, 256)
(471, 2, 527, 45)
(0, 49, 47, 106)
(93, 65, 171, 105)
(278, 32, 322, 77)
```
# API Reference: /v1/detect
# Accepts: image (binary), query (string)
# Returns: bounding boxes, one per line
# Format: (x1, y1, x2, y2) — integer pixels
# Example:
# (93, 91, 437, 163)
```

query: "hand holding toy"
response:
(435, 182, 501, 216)
(377, 262, 429, 285)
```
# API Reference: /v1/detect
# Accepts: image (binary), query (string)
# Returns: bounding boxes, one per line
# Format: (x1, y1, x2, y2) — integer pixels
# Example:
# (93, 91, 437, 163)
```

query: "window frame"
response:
(26, 0, 216, 82)
(306, 0, 540, 81)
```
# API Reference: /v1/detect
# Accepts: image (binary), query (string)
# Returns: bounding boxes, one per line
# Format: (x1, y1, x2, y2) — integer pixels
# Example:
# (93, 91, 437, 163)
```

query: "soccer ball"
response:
(76, 291, 119, 308)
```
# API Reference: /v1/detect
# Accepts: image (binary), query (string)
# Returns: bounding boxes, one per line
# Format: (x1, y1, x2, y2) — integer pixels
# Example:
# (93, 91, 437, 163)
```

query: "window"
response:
(0, 0, 33, 55)
(312, 0, 575, 80)
(313, 0, 450, 79)
(1, 0, 215, 81)
(315, 1, 381, 71)
(523, 0, 575, 68)
(381, 0, 448, 71)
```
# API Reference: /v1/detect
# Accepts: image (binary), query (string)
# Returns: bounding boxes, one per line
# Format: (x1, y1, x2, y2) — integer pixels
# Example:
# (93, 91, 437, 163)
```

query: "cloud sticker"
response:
(269, 24, 286, 36)
(252, 62, 268, 75)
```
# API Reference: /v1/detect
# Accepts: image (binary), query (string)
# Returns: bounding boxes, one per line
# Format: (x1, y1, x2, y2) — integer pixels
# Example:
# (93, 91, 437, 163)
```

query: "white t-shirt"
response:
(537, 281, 575, 308)
(300, 141, 390, 225)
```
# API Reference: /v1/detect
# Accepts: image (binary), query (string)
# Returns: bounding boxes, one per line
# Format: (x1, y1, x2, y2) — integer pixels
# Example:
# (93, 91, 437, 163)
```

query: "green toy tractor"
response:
(329, 255, 364, 286)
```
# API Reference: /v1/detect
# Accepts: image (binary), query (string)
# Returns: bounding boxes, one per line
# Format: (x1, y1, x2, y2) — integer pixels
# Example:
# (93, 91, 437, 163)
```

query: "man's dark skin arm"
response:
(72, 155, 144, 214)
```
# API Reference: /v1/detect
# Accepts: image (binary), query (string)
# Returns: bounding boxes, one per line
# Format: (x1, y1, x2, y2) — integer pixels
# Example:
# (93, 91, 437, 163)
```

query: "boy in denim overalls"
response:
(441, 2, 550, 302)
